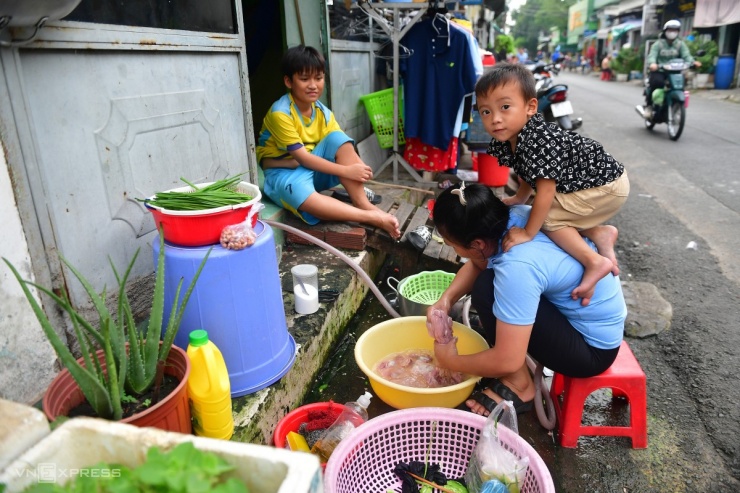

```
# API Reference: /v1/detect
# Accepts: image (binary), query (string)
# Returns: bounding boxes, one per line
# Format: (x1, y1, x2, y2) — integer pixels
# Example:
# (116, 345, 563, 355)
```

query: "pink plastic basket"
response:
(324, 407, 554, 493)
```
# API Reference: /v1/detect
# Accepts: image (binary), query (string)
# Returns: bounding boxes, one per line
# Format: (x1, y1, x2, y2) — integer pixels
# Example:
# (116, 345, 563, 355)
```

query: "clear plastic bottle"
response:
(186, 329, 234, 440)
(310, 392, 372, 463)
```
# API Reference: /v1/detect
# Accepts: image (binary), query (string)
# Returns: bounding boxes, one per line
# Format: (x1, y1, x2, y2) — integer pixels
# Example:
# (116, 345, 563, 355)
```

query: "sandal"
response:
(468, 377, 534, 415)
(331, 187, 382, 205)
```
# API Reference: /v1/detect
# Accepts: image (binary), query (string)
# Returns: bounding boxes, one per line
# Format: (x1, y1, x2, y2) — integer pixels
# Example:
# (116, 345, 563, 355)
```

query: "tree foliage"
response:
(509, 0, 578, 55)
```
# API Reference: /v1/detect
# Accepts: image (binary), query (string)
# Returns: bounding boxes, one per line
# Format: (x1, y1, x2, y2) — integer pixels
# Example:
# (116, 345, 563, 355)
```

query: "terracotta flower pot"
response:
(42, 345, 192, 434)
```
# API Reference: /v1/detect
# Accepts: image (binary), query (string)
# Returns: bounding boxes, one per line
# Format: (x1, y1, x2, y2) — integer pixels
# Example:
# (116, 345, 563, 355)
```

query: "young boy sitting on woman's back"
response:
(476, 63, 630, 305)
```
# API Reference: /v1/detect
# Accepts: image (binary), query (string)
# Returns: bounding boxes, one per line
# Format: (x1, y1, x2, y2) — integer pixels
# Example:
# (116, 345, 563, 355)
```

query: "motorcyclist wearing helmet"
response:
(642, 20, 700, 118)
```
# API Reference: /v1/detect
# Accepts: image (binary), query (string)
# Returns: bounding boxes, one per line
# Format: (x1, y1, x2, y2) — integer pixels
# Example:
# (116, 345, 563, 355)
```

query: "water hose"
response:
(263, 220, 401, 318)
(265, 220, 555, 429)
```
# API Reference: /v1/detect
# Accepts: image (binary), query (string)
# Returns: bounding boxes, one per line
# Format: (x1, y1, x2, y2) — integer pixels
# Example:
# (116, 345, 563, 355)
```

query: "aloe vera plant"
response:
(2, 230, 210, 420)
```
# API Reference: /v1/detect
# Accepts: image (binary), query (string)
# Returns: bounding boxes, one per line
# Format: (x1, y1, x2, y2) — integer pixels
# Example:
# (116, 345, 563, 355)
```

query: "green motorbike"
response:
(635, 58, 695, 141)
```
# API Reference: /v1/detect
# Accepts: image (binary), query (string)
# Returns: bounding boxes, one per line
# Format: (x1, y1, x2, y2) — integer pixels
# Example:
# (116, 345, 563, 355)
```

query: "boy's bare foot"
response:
(372, 210, 400, 239)
(571, 255, 614, 306)
(589, 225, 620, 275)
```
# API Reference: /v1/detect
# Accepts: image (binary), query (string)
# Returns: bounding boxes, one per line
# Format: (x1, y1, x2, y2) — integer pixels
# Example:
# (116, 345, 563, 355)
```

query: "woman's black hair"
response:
(475, 63, 536, 101)
(281, 45, 325, 79)
(433, 182, 510, 249)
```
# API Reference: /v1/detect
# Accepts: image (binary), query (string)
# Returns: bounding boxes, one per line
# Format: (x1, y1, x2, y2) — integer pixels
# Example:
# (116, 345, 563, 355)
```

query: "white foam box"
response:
(0, 417, 322, 493)
(0, 399, 50, 471)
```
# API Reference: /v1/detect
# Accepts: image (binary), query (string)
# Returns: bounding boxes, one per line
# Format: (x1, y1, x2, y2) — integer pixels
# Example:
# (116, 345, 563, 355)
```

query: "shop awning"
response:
(596, 27, 611, 39)
(611, 20, 642, 38)
(604, 0, 646, 16)
(695, 0, 740, 27)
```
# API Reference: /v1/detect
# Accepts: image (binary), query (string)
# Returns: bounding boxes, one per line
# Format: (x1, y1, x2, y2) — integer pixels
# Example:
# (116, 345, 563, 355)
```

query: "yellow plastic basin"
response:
(355, 316, 488, 409)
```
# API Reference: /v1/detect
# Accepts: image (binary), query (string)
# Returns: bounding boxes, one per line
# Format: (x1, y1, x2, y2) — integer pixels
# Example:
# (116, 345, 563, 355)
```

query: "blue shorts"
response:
(262, 131, 354, 224)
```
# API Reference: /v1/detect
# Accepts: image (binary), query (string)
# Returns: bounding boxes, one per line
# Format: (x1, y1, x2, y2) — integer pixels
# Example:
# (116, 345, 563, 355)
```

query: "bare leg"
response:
(581, 225, 619, 276)
(334, 143, 378, 211)
(465, 363, 535, 416)
(300, 192, 400, 239)
(545, 226, 613, 306)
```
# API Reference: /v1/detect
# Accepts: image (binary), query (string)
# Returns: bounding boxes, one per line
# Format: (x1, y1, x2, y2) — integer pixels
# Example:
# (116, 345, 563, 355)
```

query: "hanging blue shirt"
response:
(400, 16, 478, 150)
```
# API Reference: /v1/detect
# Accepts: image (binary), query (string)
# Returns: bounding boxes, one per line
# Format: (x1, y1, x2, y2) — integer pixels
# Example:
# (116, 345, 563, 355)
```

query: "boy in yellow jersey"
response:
(257, 45, 400, 239)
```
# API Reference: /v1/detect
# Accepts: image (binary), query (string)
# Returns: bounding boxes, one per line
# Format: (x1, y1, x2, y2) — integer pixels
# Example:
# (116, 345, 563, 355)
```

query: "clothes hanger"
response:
(431, 12, 450, 48)
(375, 39, 414, 60)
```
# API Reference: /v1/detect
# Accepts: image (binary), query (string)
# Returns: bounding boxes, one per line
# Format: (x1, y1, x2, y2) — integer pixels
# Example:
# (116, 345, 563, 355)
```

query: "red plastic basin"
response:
(273, 402, 349, 469)
(145, 181, 261, 247)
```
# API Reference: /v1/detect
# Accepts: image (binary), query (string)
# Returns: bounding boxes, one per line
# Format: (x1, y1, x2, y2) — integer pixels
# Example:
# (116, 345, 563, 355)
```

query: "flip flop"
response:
(331, 187, 382, 205)
(468, 377, 534, 415)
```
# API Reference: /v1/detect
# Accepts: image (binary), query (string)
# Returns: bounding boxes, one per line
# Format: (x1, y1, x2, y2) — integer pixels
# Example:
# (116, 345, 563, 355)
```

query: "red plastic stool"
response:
(550, 340, 647, 448)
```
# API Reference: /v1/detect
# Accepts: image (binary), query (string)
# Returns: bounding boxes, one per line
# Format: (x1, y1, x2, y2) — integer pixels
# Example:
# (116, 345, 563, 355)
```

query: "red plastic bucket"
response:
(273, 402, 349, 469)
(477, 153, 509, 187)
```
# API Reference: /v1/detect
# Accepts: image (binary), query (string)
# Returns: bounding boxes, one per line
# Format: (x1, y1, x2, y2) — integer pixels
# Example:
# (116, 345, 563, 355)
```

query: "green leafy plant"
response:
(686, 34, 719, 74)
(612, 46, 640, 74)
(19, 442, 249, 492)
(3, 230, 210, 420)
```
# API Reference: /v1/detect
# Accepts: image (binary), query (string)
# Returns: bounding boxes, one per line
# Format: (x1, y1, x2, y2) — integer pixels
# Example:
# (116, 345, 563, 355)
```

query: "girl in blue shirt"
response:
(428, 182, 626, 415)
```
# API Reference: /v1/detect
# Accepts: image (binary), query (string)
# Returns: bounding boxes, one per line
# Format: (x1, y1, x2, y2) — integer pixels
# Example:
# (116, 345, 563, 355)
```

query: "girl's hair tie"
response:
(451, 181, 467, 206)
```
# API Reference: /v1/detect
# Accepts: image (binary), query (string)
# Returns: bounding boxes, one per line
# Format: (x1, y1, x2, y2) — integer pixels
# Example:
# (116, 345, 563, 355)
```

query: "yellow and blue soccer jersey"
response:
(256, 93, 341, 164)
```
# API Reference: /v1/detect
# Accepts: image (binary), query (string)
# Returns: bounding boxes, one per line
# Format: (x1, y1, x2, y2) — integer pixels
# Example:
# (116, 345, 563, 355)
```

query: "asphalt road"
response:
(555, 70, 740, 492)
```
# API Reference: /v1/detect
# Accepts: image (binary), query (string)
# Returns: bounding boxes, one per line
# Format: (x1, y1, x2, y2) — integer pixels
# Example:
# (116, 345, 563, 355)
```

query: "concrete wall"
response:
(0, 147, 58, 404)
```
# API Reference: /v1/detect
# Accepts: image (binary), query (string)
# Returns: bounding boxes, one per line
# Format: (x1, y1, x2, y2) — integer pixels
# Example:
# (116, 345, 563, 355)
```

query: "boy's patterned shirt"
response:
(488, 113, 624, 193)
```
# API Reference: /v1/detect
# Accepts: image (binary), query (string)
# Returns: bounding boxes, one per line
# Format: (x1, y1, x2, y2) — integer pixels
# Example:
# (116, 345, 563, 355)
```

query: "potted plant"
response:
(612, 46, 637, 82)
(687, 34, 719, 88)
(2, 230, 210, 433)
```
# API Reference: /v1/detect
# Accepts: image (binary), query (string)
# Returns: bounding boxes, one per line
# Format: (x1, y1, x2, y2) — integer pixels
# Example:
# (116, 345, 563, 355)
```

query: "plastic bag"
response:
(465, 400, 530, 493)
(220, 202, 264, 250)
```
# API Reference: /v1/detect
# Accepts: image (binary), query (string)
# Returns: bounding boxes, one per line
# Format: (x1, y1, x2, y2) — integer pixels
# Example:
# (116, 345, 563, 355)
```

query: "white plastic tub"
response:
(0, 417, 321, 493)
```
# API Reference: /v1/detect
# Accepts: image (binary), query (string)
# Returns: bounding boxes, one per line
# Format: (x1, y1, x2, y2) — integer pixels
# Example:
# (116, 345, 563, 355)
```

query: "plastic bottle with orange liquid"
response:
(186, 329, 234, 440)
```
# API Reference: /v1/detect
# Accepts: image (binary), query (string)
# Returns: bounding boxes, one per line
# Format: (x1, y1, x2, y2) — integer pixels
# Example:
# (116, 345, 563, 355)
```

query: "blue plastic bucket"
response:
(154, 220, 296, 397)
(714, 54, 735, 90)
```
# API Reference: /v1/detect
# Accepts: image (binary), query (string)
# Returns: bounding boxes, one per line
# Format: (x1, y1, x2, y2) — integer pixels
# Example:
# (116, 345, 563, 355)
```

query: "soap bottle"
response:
(186, 329, 234, 440)
(310, 392, 372, 463)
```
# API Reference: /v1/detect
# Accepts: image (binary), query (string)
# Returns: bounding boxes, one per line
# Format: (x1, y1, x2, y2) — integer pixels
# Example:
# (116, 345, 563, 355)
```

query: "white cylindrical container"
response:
(292, 264, 319, 314)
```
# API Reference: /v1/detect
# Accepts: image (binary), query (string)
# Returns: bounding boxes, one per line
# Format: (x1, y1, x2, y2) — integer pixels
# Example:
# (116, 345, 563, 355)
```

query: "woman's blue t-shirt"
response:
(487, 205, 626, 349)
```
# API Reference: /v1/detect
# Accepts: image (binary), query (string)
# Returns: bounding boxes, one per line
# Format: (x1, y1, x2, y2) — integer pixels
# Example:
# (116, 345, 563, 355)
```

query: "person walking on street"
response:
(641, 20, 700, 119)
(601, 54, 613, 81)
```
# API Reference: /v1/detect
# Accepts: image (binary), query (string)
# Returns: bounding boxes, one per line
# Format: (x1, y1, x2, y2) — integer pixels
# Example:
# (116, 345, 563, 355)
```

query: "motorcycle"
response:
(526, 62, 583, 131)
(635, 57, 700, 141)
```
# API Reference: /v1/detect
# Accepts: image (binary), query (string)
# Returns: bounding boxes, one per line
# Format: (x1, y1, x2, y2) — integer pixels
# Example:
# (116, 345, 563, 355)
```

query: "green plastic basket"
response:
(399, 270, 455, 305)
(359, 87, 405, 149)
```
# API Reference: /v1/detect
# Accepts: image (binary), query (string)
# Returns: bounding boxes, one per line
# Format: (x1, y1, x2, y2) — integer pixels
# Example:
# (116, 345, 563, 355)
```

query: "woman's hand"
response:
(502, 226, 533, 252)
(426, 308, 453, 344)
(434, 338, 459, 368)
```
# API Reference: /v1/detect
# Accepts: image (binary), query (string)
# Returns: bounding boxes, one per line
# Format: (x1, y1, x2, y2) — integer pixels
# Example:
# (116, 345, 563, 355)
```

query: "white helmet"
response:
(663, 20, 681, 31)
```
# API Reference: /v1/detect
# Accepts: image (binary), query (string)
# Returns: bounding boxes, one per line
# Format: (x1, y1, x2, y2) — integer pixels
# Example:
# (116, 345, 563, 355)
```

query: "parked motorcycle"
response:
(526, 62, 583, 131)
(635, 57, 700, 141)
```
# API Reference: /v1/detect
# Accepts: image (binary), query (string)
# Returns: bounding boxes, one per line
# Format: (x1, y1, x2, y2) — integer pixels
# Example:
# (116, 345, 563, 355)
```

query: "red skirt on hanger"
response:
(403, 137, 459, 173)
